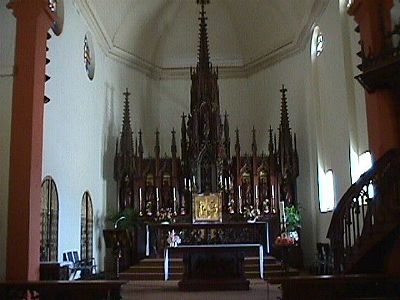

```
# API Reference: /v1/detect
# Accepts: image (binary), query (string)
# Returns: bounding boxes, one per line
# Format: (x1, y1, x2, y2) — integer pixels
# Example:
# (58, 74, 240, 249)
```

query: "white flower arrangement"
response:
(166, 229, 181, 247)
(243, 205, 260, 221)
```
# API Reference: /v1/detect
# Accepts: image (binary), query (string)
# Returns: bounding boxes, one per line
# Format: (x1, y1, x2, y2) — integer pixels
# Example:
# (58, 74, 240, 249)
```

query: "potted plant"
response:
(111, 207, 140, 230)
(284, 205, 301, 241)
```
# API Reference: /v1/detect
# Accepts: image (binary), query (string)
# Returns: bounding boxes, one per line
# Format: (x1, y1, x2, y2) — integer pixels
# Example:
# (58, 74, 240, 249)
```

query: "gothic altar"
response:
(113, 0, 299, 261)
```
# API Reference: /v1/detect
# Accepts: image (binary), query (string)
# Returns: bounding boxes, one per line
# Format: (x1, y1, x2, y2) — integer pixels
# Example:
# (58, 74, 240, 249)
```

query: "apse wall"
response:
(149, 77, 252, 155)
(248, 0, 368, 266)
(0, 0, 15, 279)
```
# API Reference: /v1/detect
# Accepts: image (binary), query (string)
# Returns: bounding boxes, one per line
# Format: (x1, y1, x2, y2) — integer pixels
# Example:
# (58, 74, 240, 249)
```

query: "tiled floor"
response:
(121, 279, 281, 300)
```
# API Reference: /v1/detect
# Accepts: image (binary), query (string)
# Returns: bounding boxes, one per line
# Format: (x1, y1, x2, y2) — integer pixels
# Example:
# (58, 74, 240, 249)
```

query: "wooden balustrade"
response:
(327, 149, 400, 273)
(0, 280, 126, 300)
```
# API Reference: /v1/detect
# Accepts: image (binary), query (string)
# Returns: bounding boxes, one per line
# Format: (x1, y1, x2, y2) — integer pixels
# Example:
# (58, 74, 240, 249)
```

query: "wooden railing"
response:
(0, 280, 126, 300)
(327, 149, 400, 273)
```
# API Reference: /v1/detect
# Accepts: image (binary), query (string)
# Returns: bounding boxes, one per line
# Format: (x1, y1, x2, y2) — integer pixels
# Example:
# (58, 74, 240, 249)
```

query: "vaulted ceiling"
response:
(77, 0, 328, 77)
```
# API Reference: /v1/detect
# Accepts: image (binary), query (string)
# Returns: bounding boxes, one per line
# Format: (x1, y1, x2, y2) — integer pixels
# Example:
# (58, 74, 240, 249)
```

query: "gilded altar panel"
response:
(193, 193, 222, 223)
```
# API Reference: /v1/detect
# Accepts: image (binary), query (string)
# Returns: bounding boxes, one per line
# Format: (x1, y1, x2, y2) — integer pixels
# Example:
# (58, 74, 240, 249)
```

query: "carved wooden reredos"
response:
(114, 0, 299, 223)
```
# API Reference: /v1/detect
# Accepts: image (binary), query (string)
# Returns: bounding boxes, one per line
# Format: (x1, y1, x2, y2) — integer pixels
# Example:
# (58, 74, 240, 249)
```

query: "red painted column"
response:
(6, 0, 55, 281)
(349, 0, 400, 159)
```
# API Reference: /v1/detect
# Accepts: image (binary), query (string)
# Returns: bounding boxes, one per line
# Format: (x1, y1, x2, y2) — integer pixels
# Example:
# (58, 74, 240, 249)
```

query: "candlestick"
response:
(279, 201, 286, 231)
(139, 187, 143, 216)
(238, 185, 242, 213)
(156, 187, 160, 214)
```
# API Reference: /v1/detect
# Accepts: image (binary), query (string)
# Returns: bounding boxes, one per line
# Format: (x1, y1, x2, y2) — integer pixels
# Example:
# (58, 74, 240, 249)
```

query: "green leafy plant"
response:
(285, 205, 301, 232)
(110, 207, 140, 230)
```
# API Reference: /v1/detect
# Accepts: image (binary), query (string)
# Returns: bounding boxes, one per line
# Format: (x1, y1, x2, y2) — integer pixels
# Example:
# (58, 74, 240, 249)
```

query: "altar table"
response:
(164, 244, 264, 291)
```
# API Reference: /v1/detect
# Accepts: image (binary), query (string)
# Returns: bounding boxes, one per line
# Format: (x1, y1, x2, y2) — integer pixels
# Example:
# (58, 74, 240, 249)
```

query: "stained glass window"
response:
(40, 177, 59, 262)
(48, 0, 57, 12)
(316, 32, 324, 57)
(84, 34, 95, 80)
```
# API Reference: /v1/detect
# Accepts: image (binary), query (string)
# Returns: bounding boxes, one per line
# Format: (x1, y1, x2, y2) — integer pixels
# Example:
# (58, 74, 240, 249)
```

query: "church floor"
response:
(121, 279, 281, 300)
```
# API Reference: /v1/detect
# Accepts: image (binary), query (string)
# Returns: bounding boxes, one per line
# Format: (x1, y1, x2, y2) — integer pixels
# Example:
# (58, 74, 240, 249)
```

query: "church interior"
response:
(1, 0, 400, 299)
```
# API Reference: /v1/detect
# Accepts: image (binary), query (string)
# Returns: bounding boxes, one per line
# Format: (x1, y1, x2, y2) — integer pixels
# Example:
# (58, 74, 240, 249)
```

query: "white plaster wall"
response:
(246, 0, 369, 267)
(249, 49, 318, 266)
(43, 0, 151, 271)
(0, 0, 16, 280)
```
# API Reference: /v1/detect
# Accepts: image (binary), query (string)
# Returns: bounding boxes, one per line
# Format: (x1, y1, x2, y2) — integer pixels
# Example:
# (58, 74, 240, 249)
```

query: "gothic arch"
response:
(80, 191, 94, 262)
(40, 176, 59, 262)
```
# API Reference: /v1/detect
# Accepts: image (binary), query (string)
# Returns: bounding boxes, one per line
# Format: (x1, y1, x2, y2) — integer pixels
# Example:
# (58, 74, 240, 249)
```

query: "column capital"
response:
(7, 0, 56, 26)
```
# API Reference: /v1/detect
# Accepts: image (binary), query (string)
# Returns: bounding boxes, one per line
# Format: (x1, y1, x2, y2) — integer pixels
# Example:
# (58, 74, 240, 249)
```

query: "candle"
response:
(156, 188, 160, 214)
(173, 187, 177, 214)
(279, 201, 285, 222)
(229, 177, 232, 189)
(238, 185, 241, 199)
(184, 178, 187, 188)
(255, 185, 258, 199)
(189, 180, 192, 191)
(272, 186, 275, 199)
(139, 187, 143, 215)
(220, 175, 223, 185)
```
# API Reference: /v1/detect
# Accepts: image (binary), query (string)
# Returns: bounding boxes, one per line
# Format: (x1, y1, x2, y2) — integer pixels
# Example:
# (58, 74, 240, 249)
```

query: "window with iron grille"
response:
(40, 177, 59, 262)
(81, 191, 93, 262)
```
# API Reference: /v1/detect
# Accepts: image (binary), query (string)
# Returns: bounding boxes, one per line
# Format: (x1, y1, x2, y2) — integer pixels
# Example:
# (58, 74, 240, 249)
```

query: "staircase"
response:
(327, 149, 400, 274)
(119, 256, 298, 280)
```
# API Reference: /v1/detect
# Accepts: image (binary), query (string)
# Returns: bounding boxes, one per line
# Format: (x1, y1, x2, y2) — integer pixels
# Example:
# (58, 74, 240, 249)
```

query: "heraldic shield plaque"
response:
(193, 193, 222, 223)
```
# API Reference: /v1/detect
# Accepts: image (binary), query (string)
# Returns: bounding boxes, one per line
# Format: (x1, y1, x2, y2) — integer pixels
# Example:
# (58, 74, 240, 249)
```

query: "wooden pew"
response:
(267, 274, 400, 300)
(0, 280, 126, 300)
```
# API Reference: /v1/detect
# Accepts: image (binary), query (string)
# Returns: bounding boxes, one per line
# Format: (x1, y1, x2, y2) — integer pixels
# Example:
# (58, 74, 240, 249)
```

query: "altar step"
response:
(119, 256, 299, 281)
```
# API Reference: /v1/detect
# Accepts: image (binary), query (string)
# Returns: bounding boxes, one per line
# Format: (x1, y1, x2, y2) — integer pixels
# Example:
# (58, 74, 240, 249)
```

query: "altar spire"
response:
(197, 0, 211, 71)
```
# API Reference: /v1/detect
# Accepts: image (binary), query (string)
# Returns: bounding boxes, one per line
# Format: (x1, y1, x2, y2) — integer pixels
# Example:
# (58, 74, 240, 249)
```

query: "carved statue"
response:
(162, 178, 172, 209)
(120, 174, 132, 211)
(145, 176, 155, 216)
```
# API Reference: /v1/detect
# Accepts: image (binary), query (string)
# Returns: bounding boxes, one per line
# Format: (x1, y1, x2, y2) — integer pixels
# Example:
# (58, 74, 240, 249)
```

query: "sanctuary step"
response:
(119, 256, 298, 281)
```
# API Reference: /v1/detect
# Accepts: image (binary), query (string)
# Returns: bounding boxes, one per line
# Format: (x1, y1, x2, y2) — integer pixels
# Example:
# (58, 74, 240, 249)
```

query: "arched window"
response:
(81, 191, 94, 262)
(40, 177, 59, 262)
(318, 169, 335, 213)
(84, 32, 95, 80)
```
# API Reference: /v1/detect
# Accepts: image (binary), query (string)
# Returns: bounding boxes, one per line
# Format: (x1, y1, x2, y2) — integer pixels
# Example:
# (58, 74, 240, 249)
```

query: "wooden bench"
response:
(267, 274, 400, 300)
(0, 280, 126, 300)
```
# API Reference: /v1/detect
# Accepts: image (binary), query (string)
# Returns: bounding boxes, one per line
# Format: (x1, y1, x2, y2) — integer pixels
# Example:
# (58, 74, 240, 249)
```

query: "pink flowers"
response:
(275, 234, 295, 246)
